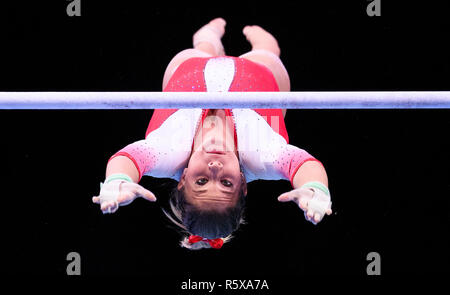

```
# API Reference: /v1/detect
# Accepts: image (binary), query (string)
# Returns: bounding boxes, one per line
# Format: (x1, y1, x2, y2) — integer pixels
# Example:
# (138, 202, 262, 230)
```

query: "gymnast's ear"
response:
(240, 172, 247, 197)
(177, 168, 188, 190)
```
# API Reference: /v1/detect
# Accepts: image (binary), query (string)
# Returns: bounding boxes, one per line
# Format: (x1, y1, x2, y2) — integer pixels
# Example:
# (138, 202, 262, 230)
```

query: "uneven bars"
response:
(0, 91, 449, 109)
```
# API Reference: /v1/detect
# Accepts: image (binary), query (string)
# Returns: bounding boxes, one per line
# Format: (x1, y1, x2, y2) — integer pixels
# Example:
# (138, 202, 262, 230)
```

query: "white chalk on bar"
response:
(0, 91, 449, 109)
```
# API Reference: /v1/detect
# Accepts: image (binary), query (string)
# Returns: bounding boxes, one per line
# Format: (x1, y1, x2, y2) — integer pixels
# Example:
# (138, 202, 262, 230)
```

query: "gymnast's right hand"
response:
(92, 174, 156, 214)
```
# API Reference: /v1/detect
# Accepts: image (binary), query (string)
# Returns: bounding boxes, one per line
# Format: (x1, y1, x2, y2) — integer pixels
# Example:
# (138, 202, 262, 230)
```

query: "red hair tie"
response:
(188, 235, 224, 249)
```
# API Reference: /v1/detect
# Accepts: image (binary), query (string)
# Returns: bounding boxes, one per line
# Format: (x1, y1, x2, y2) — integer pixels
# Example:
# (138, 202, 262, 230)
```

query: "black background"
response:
(1, 0, 448, 289)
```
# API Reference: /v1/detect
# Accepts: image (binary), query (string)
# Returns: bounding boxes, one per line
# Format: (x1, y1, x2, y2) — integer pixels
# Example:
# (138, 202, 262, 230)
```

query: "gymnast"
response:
(92, 18, 332, 250)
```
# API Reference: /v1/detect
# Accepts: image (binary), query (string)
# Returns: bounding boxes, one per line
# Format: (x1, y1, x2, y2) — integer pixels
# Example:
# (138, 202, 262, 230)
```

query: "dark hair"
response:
(163, 176, 247, 250)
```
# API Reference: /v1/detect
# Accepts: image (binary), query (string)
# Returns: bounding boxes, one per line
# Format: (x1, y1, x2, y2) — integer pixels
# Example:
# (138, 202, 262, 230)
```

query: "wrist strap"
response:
(302, 181, 330, 196)
(105, 173, 133, 184)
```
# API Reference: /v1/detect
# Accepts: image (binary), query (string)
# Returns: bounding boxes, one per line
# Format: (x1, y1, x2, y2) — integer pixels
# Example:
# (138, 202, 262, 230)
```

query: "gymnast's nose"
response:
(208, 161, 223, 172)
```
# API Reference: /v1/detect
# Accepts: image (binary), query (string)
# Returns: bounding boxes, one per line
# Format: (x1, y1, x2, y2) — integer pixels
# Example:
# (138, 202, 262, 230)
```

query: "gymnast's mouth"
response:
(206, 150, 226, 155)
(203, 141, 227, 154)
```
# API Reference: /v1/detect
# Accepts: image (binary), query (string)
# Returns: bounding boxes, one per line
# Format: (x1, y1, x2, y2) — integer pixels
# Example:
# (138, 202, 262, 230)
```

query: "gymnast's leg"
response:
(162, 18, 226, 90)
(239, 25, 290, 117)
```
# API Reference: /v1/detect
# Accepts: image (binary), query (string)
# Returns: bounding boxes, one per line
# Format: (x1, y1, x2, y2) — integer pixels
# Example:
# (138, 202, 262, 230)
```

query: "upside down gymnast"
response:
(92, 18, 332, 250)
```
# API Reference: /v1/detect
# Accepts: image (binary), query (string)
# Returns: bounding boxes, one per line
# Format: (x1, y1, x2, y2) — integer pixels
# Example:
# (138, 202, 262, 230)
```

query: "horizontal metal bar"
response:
(0, 91, 449, 109)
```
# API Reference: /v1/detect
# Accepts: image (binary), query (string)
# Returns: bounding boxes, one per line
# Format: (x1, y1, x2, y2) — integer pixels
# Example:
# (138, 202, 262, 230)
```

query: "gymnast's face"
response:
(178, 149, 246, 211)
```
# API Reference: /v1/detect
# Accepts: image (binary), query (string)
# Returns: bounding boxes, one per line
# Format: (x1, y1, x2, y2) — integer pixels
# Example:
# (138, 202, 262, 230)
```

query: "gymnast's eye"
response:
(221, 180, 233, 187)
(196, 178, 208, 185)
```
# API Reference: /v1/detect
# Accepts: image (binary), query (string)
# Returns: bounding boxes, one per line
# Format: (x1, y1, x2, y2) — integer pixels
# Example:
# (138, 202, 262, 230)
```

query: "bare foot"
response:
(242, 25, 280, 56)
(193, 18, 227, 56)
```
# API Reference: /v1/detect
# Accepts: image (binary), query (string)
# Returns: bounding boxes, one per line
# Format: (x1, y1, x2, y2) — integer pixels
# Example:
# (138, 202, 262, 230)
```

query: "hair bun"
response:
(181, 236, 213, 250)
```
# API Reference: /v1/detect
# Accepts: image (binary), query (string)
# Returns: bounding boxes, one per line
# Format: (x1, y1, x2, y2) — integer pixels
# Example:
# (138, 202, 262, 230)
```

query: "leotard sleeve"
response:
(108, 109, 202, 182)
(233, 109, 322, 186)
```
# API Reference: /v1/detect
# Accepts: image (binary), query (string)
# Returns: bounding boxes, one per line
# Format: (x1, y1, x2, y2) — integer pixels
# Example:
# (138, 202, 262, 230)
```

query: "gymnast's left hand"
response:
(277, 183, 332, 225)
(92, 179, 156, 214)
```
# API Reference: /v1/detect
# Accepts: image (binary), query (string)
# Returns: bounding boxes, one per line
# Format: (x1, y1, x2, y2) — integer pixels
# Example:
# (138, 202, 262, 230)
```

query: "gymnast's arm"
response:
(92, 140, 157, 214)
(105, 155, 140, 183)
(275, 145, 332, 224)
(291, 160, 328, 189)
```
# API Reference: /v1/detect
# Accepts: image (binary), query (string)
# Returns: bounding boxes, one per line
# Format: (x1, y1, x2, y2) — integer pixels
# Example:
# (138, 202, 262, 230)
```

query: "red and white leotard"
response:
(110, 56, 321, 186)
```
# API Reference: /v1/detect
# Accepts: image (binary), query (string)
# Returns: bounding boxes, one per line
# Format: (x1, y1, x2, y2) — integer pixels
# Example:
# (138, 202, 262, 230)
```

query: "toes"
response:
(243, 25, 254, 37)
(210, 17, 226, 27)
(207, 18, 226, 35)
(243, 25, 264, 35)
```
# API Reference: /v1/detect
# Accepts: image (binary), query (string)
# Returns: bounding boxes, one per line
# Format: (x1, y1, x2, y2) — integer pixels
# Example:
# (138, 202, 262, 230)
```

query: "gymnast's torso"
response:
(147, 55, 288, 141)
(109, 56, 320, 184)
